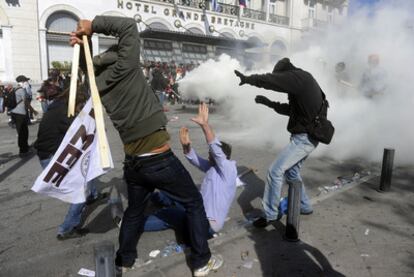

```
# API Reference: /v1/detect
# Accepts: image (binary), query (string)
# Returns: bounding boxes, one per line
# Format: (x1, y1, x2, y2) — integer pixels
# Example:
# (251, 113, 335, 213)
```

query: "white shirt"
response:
(11, 87, 27, 115)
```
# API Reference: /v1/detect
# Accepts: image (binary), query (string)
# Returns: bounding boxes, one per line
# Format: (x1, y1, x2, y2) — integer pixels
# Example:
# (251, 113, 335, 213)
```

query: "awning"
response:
(139, 28, 266, 49)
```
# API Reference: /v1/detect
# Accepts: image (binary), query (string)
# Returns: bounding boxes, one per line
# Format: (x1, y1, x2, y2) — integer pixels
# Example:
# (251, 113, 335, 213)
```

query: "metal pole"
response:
(379, 148, 395, 192)
(285, 180, 301, 242)
(94, 241, 116, 277)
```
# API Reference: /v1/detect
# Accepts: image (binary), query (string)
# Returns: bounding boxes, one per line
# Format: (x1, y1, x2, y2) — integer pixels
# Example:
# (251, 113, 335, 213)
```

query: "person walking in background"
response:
(3, 84, 16, 128)
(234, 57, 325, 228)
(11, 75, 37, 156)
(359, 54, 387, 99)
(151, 65, 169, 108)
(17, 75, 34, 122)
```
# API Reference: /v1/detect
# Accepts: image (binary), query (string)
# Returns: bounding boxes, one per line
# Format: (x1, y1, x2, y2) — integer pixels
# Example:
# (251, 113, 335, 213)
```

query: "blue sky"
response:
(348, 0, 381, 15)
(348, 0, 414, 16)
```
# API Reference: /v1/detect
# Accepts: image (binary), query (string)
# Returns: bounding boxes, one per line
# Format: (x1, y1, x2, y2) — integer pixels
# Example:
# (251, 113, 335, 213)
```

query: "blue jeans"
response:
(115, 150, 211, 269)
(155, 91, 165, 105)
(40, 101, 48, 113)
(144, 191, 215, 238)
(39, 158, 97, 235)
(262, 133, 317, 221)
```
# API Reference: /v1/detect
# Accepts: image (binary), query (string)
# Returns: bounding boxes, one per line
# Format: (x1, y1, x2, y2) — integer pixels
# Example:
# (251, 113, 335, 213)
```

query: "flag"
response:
(32, 99, 113, 204)
(211, 0, 219, 12)
(239, 0, 247, 8)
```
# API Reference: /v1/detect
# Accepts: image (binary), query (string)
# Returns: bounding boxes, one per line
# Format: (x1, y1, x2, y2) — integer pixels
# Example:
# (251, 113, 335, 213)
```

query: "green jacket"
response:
(91, 16, 167, 144)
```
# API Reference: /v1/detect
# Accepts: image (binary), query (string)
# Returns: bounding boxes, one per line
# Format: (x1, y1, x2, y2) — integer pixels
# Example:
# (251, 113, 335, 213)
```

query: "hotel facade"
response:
(0, 0, 348, 83)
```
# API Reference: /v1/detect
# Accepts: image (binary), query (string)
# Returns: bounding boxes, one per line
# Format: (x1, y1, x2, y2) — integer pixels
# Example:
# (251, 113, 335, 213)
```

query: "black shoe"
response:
(56, 228, 89, 241)
(19, 149, 32, 158)
(253, 216, 279, 228)
(300, 210, 313, 215)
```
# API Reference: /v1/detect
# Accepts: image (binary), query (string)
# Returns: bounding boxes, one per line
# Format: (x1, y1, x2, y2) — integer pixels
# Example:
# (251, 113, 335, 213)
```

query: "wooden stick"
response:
(82, 35, 111, 168)
(68, 44, 80, 117)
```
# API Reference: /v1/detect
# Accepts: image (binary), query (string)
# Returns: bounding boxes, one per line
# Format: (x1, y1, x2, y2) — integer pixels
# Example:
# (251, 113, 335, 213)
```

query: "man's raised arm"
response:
(179, 127, 210, 172)
(234, 70, 300, 94)
(70, 16, 140, 71)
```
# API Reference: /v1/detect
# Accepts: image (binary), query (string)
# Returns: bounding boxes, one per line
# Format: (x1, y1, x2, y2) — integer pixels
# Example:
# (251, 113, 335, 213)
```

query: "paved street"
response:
(0, 103, 413, 277)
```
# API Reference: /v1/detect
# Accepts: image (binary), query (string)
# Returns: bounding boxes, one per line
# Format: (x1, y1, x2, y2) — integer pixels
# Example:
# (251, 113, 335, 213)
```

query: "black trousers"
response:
(13, 113, 29, 153)
(115, 150, 211, 269)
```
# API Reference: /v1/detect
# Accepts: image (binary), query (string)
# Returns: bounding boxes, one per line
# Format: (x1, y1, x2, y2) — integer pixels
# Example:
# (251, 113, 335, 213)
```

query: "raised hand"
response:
(179, 127, 191, 146)
(179, 127, 192, 154)
(255, 95, 272, 107)
(234, 70, 247, 86)
(191, 102, 209, 126)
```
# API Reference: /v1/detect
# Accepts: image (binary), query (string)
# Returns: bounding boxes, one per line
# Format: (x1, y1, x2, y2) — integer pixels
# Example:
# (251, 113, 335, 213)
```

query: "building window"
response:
(46, 11, 79, 68)
(182, 43, 207, 63)
(143, 39, 173, 62)
(144, 40, 173, 51)
(306, 0, 316, 18)
(46, 11, 78, 33)
(182, 44, 207, 54)
(269, 2, 277, 15)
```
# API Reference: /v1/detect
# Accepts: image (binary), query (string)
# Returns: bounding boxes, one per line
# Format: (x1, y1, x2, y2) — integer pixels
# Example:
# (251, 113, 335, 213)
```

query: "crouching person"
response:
(144, 103, 237, 251)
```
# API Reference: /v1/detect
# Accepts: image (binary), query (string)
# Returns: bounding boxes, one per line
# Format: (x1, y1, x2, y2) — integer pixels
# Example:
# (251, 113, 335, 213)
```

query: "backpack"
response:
(4, 88, 23, 110)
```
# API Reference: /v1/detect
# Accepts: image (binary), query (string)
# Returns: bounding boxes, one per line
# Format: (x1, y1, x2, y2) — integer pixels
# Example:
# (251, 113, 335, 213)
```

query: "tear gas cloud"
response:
(178, 1, 414, 165)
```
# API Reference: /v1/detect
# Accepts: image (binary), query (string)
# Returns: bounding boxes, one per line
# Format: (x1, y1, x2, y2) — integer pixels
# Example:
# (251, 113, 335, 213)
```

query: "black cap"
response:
(16, 75, 30, 82)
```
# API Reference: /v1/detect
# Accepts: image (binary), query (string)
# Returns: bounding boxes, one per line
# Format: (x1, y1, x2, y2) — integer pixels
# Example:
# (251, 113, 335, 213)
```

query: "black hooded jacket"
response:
(244, 58, 324, 135)
(34, 99, 72, 160)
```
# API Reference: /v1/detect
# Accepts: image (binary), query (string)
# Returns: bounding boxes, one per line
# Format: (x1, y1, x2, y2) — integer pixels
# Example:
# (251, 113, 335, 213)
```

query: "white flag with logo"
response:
(32, 99, 113, 204)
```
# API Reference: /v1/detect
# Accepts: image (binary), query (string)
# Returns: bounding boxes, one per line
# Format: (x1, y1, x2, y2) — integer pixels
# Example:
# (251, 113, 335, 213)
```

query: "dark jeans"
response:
(13, 113, 29, 153)
(115, 150, 211, 269)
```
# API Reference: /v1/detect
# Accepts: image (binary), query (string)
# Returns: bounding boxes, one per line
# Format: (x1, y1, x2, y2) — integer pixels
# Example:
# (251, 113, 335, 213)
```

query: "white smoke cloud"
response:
(178, 2, 414, 165)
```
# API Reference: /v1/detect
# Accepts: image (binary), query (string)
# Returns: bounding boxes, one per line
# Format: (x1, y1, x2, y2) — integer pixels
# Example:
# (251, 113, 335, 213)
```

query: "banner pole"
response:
(68, 44, 80, 117)
(82, 35, 111, 168)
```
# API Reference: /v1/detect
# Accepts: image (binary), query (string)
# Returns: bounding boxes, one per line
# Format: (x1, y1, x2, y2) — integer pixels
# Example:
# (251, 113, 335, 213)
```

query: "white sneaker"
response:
(114, 216, 122, 228)
(193, 254, 224, 277)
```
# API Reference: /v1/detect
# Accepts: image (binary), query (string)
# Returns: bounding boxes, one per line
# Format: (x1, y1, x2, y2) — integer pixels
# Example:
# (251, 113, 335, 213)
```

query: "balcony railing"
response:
(215, 2, 240, 17)
(179, 0, 206, 9)
(268, 14, 290, 25)
(153, 0, 291, 27)
(301, 18, 329, 29)
(243, 7, 266, 21)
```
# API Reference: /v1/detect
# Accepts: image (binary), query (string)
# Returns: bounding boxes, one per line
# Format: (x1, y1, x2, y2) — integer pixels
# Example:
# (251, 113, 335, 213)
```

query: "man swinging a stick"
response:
(70, 16, 222, 276)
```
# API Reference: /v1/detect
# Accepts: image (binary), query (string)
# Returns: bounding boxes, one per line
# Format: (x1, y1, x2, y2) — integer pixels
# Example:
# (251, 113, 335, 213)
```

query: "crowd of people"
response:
(334, 54, 387, 98)
(142, 60, 201, 107)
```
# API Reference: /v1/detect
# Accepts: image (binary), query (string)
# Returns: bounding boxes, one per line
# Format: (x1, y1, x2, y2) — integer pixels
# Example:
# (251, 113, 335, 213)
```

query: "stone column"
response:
(1, 25, 14, 81)
(38, 28, 48, 81)
(265, 0, 270, 22)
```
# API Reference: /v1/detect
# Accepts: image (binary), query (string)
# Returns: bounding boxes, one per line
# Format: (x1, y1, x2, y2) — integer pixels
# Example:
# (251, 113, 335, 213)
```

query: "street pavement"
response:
(0, 103, 413, 277)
